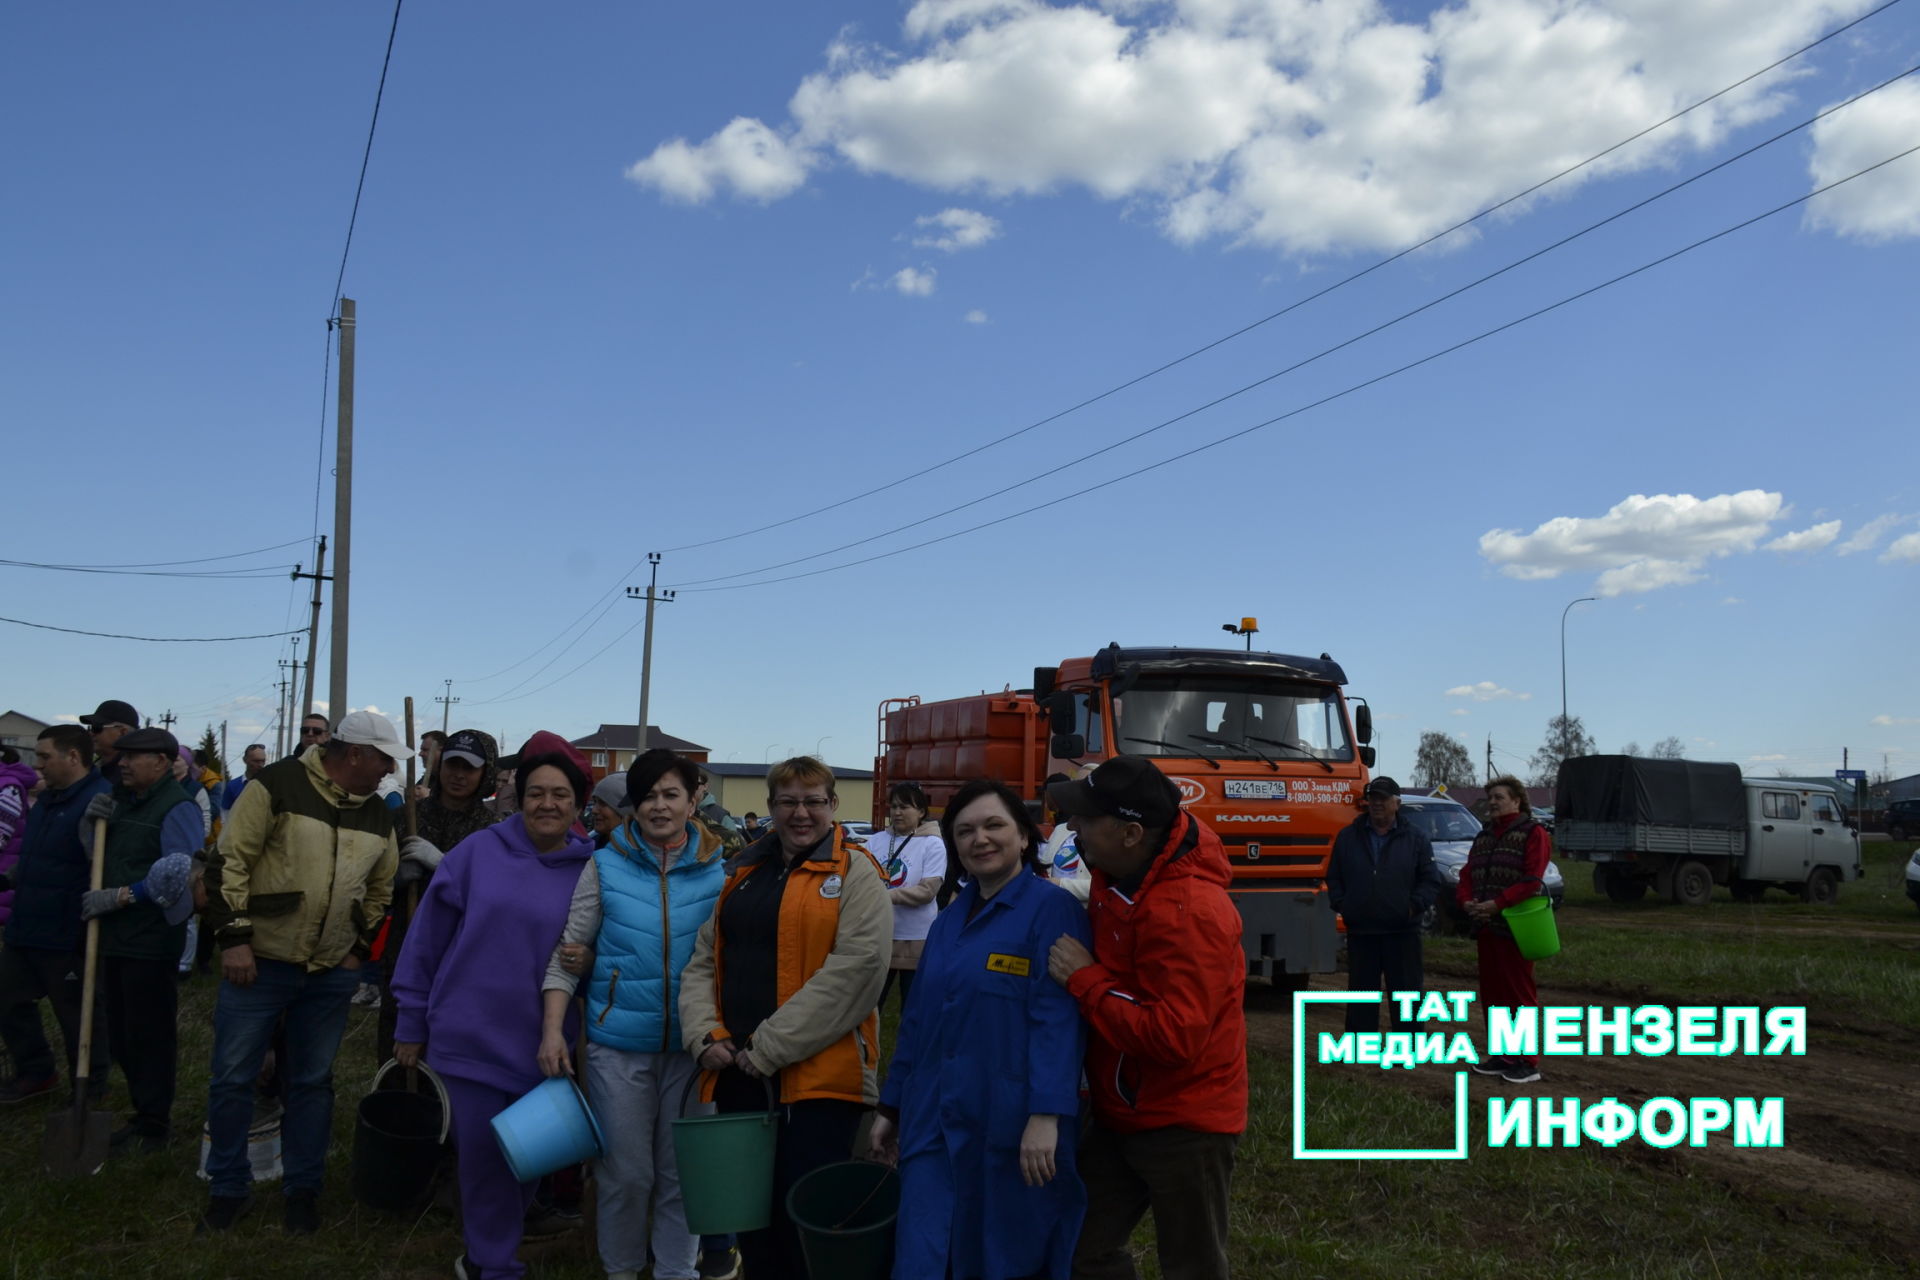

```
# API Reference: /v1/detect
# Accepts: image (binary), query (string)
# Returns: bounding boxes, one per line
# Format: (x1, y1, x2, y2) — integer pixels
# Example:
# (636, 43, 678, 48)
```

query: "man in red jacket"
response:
(1046, 756, 1246, 1280)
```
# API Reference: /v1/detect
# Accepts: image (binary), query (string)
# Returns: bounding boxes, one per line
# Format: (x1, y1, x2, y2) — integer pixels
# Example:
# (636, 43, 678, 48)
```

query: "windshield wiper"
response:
(1123, 736, 1219, 769)
(1248, 735, 1335, 773)
(1189, 733, 1278, 772)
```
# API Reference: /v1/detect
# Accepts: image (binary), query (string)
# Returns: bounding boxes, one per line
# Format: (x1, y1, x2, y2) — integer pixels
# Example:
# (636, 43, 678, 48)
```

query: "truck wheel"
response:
(1603, 875, 1649, 903)
(1890, 823, 1910, 842)
(1729, 879, 1765, 904)
(1801, 868, 1839, 905)
(1672, 860, 1714, 907)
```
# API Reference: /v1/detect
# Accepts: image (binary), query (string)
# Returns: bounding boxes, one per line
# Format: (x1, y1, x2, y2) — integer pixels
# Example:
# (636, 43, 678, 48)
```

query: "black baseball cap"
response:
(114, 726, 179, 757)
(1364, 776, 1402, 797)
(442, 730, 489, 769)
(1046, 755, 1181, 829)
(82, 700, 140, 730)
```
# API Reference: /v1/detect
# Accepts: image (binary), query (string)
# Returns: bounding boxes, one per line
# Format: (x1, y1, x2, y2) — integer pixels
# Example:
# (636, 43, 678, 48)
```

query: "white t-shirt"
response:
(868, 830, 947, 942)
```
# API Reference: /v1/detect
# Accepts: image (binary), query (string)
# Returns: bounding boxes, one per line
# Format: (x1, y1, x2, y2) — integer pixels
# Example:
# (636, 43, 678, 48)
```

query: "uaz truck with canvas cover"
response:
(874, 643, 1375, 984)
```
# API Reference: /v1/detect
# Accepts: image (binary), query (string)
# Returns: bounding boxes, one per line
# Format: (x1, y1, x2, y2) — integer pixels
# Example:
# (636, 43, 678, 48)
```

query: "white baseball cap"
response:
(334, 710, 416, 761)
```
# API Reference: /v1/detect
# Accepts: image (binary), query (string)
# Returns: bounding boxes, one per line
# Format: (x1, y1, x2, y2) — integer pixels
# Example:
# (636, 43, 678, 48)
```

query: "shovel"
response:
(43, 816, 111, 1176)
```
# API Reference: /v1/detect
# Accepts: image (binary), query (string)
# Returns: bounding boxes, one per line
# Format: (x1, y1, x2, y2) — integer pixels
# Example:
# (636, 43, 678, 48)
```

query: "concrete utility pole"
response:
(436, 679, 460, 734)
(327, 298, 355, 725)
(220, 721, 228, 778)
(625, 553, 675, 770)
(292, 535, 331, 722)
(273, 673, 291, 757)
(279, 657, 304, 753)
(158, 710, 177, 731)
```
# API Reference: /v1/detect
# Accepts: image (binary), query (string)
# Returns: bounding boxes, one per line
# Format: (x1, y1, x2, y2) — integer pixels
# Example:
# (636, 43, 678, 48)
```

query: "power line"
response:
(469, 598, 623, 702)
(0, 560, 297, 580)
(0, 616, 306, 643)
(463, 615, 647, 707)
(655, 0, 1905, 560)
(0, 539, 309, 570)
(669, 66, 1918, 592)
(671, 143, 1920, 595)
(333, 0, 405, 306)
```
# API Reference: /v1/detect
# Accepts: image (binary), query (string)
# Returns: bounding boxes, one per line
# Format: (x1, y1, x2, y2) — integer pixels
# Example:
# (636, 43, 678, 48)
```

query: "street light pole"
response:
(626, 553, 675, 771)
(1560, 596, 1597, 728)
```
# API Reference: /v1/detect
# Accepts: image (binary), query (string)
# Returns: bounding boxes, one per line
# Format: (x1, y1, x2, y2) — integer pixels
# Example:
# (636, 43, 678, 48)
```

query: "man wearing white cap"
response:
(199, 709, 409, 1235)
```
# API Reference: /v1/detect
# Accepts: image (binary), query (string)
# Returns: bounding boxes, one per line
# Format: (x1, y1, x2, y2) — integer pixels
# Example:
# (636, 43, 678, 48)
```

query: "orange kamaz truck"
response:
(874, 642, 1375, 985)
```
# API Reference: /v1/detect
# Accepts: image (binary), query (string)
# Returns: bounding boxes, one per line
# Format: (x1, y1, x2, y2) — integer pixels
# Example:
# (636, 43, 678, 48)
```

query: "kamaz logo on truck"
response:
(1213, 813, 1293, 823)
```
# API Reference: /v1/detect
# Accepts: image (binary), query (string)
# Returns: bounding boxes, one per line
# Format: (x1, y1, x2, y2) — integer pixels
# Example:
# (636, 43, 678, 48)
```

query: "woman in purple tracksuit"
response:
(392, 747, 594, 1280)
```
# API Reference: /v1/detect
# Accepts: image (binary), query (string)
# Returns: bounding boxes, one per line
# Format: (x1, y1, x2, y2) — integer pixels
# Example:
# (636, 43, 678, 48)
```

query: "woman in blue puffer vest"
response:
(538, 749, 726, 1280)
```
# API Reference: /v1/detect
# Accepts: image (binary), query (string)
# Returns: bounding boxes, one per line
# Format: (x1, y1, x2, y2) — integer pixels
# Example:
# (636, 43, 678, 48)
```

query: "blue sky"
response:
(4, 0, 1916, 789)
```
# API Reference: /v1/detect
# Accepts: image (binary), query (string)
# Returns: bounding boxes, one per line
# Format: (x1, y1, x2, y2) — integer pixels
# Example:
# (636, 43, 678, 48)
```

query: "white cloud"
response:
(1721, 596, 1743, 605)
(963, 308, 989, 324)
(912, 207, 1002, 251)
(1445, 681, 1530, 702)
(626, 117, 813, 203)
(1764, 520, 1841, 553)
(1805, 79, 1920, 243)
(1872, 714, 1920, 726)
(1881, 531, 1920, 564)
(1449, 707, 1470, 717)
(1479, 490, 1783, 596)
(1748, 753, 1788, 763)
(55, 713, 81, 723)
(1837, 513, 1903, 554)
(891, 267, 938, 296)
(629, 1, 1868, 254)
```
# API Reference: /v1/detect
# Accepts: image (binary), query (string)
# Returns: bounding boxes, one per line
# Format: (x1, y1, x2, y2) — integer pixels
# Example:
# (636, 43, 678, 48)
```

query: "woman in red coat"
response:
(1459, 774, 1552, 1084)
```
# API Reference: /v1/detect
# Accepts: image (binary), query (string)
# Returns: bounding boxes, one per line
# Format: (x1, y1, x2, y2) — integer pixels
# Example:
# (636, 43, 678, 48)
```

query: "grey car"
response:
(1398, 794, 1564, 936)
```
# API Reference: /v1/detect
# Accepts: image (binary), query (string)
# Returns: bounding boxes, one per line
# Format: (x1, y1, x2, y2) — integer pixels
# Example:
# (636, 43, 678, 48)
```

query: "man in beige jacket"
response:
(198, 710, 407, 1235)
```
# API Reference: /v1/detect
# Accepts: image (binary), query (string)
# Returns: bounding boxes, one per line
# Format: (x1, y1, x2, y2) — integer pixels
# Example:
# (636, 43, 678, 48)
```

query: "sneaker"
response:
(1500, 1063, 1544, 1084)
(0, 1073, 58, 1105)
(350, 984, 382, 1009)
(452, 1256, 475, 1280)
(284, 1189, 320, 1235)
(110, 1125, 169, 1153)
(1468, 1057, 1510, 1077)
(698, 1247, 742, 1280)
(197, 1194, 253, 1234)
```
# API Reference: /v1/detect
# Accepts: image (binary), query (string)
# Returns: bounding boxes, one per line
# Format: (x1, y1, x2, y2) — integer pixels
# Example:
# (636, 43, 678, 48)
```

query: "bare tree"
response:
(1651, 736, 1686, 760)
(1412, 731, 1476, 790)
(1621, 741, 1643, 757)
(1529, 714, 1596, 788)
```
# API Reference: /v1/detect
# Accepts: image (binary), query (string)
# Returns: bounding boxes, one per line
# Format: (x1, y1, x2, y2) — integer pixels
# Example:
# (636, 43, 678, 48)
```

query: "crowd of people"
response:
(0, 694, 1547, 1280)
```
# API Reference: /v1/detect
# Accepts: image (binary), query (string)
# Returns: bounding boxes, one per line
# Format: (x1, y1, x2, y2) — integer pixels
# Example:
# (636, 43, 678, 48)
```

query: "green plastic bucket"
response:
(787, 1160, 899, 1280)
(1503, 895, 1560, 960)
(671, 1074, 777, 1237)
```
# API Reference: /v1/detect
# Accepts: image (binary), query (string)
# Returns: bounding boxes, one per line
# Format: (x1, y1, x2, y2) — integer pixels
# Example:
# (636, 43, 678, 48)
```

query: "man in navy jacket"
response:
(0, 724, 113, 1103)
(1327, 776, 1443, 1034)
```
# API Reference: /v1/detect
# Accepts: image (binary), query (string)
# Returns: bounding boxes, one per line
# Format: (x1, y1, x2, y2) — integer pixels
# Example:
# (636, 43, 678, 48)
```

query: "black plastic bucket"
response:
(352, 1059, 449, 1214)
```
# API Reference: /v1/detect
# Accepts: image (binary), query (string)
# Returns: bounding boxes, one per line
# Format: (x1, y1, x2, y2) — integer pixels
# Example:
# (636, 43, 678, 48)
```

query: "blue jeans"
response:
(205, 957, 360, 1197)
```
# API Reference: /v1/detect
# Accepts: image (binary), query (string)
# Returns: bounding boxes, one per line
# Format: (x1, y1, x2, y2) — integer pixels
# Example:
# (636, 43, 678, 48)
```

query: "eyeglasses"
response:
(771, 797, 833, 813)
(300, 727, 327, 737)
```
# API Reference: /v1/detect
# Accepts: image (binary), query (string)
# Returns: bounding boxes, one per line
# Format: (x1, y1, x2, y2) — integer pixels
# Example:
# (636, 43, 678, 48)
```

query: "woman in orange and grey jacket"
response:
(679, 756, 890, 1280)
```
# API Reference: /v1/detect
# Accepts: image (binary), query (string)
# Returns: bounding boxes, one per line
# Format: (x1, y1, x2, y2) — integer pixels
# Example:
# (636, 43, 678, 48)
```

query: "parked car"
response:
(1399, 794, 1564, 936)
(1906, 847, 1920, 914)
(1887, 799, 1920, 843)
(840, 820, 876, 840)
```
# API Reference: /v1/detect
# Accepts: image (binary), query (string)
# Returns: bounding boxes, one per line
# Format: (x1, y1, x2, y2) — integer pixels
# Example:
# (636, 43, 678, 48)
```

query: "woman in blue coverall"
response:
(868, 778, 1092, 1280)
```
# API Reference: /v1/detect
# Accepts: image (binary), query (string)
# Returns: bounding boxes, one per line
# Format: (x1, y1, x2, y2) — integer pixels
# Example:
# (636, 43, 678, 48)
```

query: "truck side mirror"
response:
(1354, 704, 1373, 745)
(1360, 746, 1377, 768)
(1048, 692, 1077, 733)
(1033, 666, 1058, 701)
(1051, 732, 1086, 760)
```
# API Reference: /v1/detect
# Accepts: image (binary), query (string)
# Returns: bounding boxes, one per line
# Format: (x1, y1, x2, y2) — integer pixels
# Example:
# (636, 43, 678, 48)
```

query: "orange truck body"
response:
(874, 643, 1373, 981)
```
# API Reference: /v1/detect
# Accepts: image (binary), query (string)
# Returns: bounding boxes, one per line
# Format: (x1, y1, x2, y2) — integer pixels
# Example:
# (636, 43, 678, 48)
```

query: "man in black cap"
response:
(78, 726, 201, 1150)
(80, 699, 141, 785)
(1043, 756, 1246, 1280)
(1326, 776, 1442, 1034)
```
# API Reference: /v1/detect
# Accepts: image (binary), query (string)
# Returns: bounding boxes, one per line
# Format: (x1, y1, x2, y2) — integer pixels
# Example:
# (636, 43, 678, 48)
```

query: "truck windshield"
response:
(1112, 678, 1354, 764)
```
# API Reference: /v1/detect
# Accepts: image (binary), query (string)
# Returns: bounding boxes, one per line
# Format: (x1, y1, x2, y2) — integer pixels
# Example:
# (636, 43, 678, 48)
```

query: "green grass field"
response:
(3, 845, 1913, 1278)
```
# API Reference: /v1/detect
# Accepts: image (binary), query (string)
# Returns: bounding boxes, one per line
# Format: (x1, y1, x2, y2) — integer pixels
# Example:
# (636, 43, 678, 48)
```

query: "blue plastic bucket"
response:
(490, 1076, 605, 1183)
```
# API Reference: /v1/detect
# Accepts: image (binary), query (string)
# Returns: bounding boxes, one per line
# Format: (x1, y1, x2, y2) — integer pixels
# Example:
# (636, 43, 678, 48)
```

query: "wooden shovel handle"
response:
(74, 817, 107, 1085)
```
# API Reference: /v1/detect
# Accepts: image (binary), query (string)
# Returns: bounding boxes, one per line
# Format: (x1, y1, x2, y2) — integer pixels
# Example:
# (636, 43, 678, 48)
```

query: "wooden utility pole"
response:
(293, 536, 331, 722)
(327, 298, 355, 725)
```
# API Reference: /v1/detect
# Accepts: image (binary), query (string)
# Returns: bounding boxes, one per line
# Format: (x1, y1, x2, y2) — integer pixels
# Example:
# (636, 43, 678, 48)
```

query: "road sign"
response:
(1835, 769, 1866, 780)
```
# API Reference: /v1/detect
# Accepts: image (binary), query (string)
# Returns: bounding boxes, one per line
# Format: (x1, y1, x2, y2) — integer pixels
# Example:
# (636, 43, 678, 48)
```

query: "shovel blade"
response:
(42, 1104, 112, 1177)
